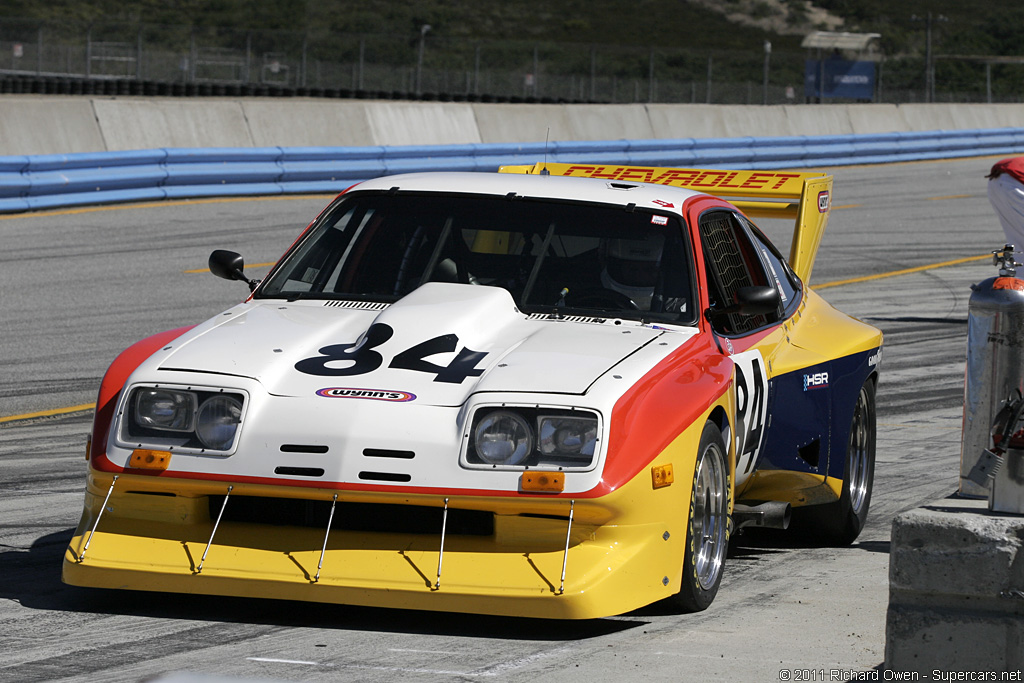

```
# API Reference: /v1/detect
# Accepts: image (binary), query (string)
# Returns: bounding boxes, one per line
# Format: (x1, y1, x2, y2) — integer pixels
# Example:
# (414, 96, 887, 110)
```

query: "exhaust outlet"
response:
(733, 501, 791, 530)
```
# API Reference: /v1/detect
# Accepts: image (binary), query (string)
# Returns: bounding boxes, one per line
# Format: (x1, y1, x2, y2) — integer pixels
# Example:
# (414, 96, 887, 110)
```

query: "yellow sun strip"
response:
(0, 403, 95, 424)
(0, 194, 336, 221)
(816, 254, 991, 289)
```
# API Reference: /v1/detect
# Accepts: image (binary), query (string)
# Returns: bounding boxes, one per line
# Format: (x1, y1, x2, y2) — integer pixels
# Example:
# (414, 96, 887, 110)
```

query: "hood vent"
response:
(323, 300, 390, 310)
(527, 313, 607, 324)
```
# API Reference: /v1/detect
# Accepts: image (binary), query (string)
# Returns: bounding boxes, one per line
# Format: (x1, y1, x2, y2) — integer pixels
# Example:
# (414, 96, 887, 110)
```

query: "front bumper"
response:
(62, 469, 690, 619)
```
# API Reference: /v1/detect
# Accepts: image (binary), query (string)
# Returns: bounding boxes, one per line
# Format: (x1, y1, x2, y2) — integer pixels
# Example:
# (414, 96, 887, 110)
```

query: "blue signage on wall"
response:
(805, 59, 875, 100)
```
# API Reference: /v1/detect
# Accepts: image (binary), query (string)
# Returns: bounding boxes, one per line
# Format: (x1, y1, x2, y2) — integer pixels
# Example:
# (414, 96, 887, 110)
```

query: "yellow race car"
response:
(64, 162, 881, 619)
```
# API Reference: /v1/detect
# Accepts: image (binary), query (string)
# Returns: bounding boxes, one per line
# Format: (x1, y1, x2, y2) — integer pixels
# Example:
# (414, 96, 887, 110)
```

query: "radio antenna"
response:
(542, 127, 551, 175)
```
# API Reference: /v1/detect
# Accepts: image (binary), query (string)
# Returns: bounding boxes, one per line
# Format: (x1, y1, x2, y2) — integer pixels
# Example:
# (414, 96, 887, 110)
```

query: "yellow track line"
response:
(185, 262, 277, 274)
(816, 254, 991, 289)
(0, 403, 95, 424)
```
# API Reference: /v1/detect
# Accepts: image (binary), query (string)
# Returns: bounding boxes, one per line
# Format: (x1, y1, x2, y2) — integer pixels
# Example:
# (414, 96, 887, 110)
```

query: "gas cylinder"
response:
(960, 245, 1024, 498)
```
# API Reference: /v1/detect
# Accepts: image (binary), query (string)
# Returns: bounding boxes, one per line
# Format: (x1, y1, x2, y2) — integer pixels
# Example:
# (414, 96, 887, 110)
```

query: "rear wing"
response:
(499, 162, 833, 283)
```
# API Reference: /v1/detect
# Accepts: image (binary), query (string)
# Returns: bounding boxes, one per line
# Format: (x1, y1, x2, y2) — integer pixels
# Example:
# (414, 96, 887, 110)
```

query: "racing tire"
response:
(794, 378, 876, 546)
(669, 420, 730, 612)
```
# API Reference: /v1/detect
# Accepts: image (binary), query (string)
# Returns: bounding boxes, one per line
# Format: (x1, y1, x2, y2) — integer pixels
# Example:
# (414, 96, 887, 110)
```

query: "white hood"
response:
(156, 283, 666, 406)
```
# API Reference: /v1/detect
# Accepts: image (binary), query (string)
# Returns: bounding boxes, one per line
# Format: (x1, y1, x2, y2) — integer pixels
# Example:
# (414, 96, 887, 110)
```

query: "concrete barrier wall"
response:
(2, 96, 1024, 155)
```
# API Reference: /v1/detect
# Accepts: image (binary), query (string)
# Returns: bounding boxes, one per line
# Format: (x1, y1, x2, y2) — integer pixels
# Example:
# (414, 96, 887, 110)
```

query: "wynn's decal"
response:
(316, 388, 417, 402)
(296, 323, 488, 384)
(818, 190, 830, 213)
(732, 349, 769, 480)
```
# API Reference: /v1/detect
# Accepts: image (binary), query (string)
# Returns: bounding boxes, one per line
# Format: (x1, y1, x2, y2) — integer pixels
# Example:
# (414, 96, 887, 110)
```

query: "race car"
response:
(63, 162, 882, 619)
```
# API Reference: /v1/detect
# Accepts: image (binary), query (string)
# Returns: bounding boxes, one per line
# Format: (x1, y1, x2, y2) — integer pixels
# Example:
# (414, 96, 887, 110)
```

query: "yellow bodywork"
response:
(64, 401, 733, 620)
(498, 162, 833, 282)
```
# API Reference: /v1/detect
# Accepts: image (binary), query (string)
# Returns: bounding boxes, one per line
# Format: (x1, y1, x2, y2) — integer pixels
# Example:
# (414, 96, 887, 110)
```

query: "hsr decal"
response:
(732, 349, 769, 478)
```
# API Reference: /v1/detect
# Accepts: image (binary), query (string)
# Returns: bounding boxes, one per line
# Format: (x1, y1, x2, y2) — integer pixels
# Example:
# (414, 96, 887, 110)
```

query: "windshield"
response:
(258, 192, 696, 323)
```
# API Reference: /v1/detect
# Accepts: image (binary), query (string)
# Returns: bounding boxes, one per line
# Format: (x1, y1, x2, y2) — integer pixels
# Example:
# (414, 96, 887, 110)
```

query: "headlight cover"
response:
(120, 385, 247, 454)
(464, 406, 600, 471)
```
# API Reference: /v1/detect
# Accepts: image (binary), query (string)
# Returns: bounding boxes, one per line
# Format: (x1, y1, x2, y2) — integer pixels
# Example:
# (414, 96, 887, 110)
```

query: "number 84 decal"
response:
(295, 323, 488, 384)
(732, 349, 769, 484)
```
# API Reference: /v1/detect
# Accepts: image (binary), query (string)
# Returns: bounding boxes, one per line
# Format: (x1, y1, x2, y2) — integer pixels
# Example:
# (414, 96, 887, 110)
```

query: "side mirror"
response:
(209, 249, 258, 291)
(705, 285, 781, 325)
(734, 286, 781, 316)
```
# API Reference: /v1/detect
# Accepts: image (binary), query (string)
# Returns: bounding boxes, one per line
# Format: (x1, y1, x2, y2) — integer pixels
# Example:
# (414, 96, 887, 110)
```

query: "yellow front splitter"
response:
(62, 494, 684, 620)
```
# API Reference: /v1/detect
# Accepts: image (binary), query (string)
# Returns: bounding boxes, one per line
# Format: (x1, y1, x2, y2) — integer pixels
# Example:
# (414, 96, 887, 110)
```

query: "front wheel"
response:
(668, 420, 730, 612)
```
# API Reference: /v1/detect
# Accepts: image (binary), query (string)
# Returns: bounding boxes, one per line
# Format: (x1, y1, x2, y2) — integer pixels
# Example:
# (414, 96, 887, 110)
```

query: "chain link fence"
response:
(1, 17, 1022, 104)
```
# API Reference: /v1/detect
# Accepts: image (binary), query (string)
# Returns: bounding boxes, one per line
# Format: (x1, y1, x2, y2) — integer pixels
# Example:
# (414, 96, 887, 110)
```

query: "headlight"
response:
(122, 386, 247, 453)
(196, 396, 243, 451)
(473, 410, 533, 466)
(466, 407, 600, 470)
(134, 389, 196, 431)
(539, 416, 597, 459)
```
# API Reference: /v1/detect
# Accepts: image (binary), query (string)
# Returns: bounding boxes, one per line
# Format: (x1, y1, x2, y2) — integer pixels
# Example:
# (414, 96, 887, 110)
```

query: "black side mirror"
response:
(705, 285, 781, 325)
(209, 249, 258, 291)
(734, 286, 781, 316)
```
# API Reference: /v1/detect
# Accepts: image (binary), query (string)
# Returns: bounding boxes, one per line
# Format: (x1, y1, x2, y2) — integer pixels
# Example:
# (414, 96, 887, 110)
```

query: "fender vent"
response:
(798, 440, 821, 469)
(323, 300, 390, 310)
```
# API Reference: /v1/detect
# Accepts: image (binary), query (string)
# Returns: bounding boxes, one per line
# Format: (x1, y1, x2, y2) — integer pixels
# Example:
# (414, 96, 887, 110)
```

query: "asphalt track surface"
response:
(0, 157, 1007, 681)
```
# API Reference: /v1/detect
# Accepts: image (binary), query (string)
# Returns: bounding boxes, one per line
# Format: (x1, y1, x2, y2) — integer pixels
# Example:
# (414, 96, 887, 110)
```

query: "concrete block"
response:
(563, 104, 655, 140)
(845, 104, 909, 134)
(646, 104, 732, 139)
(366, 102, 481, 146)
(897, 104, 960, 132)
(473, 104, 574, 144)
(782, 104, 856, 136)
(243, 100, 376, 147)
(886, 495, 1024, 671)
(93, 98, 253, 150)
(0, 96, 106, 155)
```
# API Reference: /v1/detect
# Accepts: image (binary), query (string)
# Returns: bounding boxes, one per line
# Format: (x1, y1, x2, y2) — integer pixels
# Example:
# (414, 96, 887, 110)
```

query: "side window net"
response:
(699, 211, 770, 335)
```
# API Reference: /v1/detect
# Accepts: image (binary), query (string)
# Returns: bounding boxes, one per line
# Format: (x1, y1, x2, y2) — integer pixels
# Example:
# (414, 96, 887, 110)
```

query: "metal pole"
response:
(358, 38, 365, 90)
(986, 62, 992, 103)
(648, 48, 654, 102)
(86, 27, 92, 78)
(36, 25, 42, 75)
(706, 56, 712, 104)
(136, 25, 143, 80)
(533, 45, 539, 98)
(590, 46, 596, 101)
(416, 24, 430, 95)
(301, 34, 308, 87)
(762, 40, 771, 105)
(474, 44, 480, 95)
(925, 12, 932, 103)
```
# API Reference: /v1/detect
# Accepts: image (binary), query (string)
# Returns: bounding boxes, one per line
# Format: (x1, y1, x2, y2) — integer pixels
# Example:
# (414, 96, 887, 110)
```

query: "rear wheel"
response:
(795, 378, 876, 545)
(669, 420, 730, 612)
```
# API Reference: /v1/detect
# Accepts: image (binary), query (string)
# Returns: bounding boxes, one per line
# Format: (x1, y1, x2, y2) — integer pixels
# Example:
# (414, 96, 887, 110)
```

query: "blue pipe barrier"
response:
(2, 128, 1024, 213)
